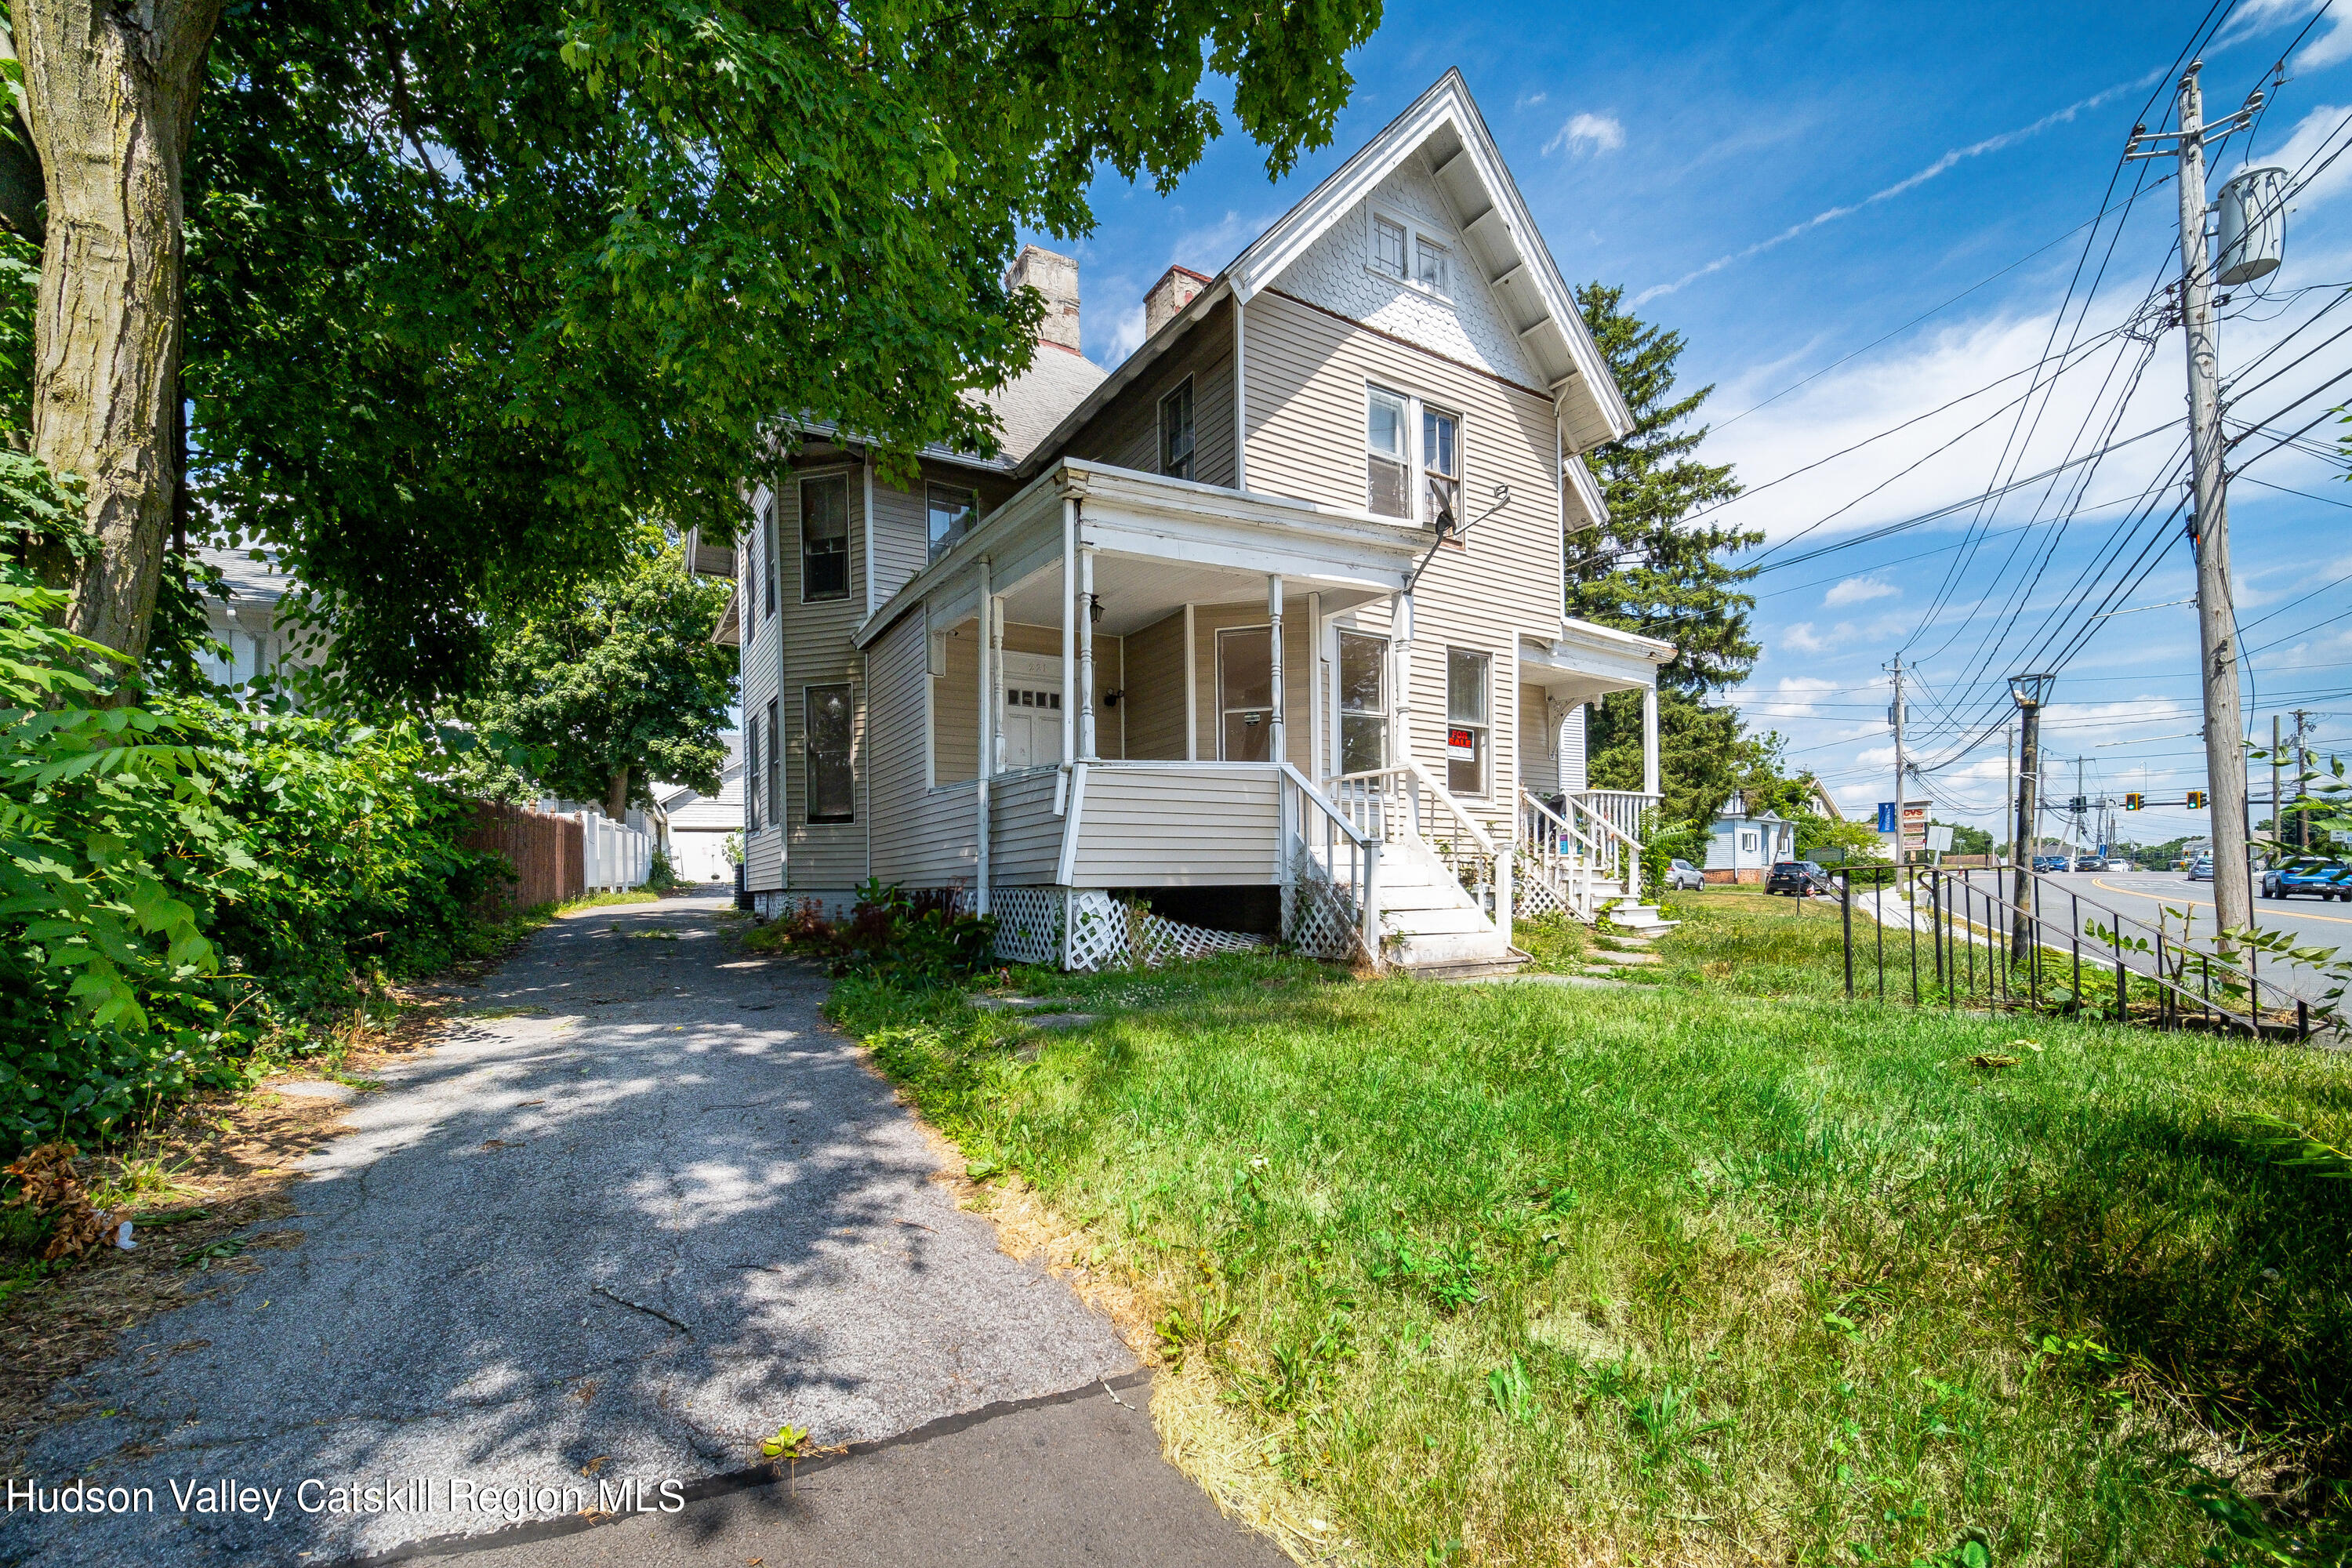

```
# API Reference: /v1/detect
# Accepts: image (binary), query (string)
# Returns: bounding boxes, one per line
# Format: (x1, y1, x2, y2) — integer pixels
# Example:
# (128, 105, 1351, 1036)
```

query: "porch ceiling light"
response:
(2007, 672, 2055, 710)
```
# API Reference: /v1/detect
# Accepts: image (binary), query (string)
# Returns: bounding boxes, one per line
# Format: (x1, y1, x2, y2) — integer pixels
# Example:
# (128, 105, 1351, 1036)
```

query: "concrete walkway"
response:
(2, 895, 1281, 1567)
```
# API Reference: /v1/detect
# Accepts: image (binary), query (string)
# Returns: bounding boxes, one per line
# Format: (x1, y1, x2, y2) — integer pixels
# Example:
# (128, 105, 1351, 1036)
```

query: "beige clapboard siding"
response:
(1072, 767, 1279, 885)
(776, 463, 873, 889)
(739, 483, 789, 891)
(871, 477, 929, 607)
(1061, 297, 1236, 487)
(1243, 292, 1563, 837)
(932, 615, 982, 784)
(989, 769, 1065, 884)
(1188, 601, 1316, 771)
(867, 609, 983, 888)
(1122, 610, 1188, 760)
(1519, 683, 1558, 798)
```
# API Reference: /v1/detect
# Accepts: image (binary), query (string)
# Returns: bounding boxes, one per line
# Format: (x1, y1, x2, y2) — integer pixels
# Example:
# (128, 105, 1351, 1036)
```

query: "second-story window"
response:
(1423, 407, 1460, 526)
(800, 474, 849, 601)
(760, 492, 779, 619)
(927, 485, 977, 562)
(1160, 378, 1195, 481)
(1366, 387, 1410, 518)
(1371, 216, 1407, 278)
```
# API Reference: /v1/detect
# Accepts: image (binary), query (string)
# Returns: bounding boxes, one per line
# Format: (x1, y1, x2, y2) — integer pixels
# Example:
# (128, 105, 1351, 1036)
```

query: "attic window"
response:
(1415, 237, 1450, 295)
(1369, 207, 1454, 298)
(927, 484, 977, 562)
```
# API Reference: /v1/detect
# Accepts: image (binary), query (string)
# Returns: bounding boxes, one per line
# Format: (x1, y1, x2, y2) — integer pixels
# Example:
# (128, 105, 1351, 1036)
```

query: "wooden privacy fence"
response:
(462, 801, 583, 911)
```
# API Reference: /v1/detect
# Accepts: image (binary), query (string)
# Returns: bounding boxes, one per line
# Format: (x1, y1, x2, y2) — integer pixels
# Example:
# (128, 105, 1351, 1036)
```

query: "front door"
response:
(999, 652, 1062, 770)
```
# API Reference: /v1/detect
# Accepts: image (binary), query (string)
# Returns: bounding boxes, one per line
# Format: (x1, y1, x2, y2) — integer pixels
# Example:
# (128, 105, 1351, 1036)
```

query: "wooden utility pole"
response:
(2131, 63, 2257, 940)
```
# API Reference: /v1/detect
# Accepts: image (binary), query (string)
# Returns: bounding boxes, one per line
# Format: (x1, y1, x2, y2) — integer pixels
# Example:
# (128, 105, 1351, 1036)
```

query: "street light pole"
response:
(2010, 674, 2053, 961)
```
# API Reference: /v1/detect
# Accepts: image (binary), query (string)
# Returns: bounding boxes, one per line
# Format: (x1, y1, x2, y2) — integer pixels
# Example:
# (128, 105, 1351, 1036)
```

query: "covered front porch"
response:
(855, 459, 1668, 968)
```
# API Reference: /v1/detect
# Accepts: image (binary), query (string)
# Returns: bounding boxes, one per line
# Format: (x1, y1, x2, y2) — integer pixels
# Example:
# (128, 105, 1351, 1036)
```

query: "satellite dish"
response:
(2216, 165, 2288, 287)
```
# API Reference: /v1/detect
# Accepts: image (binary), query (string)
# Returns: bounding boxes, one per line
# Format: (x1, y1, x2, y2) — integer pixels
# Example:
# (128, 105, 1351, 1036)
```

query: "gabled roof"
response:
(1013, 71, 1633, 474)
(1228, 69, 1633, 452)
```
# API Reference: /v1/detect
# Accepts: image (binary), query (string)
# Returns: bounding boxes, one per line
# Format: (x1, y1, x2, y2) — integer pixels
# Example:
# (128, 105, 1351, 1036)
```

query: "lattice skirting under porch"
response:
(1515, 863, 1573, 920)
(981, 887, 1270, 971)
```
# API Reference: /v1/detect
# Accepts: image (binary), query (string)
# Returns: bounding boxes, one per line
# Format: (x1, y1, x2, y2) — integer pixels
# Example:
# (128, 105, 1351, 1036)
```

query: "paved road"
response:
(2, 895, 1281, 1567)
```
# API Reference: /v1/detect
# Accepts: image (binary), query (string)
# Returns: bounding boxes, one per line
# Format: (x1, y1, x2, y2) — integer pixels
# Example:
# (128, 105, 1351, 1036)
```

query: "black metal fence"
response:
(1839, 866, 2315, 1040)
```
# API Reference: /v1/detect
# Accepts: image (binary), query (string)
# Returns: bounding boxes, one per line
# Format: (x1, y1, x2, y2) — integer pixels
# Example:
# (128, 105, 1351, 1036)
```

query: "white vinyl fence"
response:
(579, 811, 652, 891)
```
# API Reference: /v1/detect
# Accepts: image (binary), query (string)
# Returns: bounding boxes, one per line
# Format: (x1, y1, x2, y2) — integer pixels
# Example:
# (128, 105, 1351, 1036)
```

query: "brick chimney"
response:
(1005, 244, 1082, 356)
(1145, 264, 1211, 339)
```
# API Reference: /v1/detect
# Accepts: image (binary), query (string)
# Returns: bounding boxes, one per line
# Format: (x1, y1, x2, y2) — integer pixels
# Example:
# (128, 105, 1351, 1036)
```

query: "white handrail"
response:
(1279, 763, 1383, 969)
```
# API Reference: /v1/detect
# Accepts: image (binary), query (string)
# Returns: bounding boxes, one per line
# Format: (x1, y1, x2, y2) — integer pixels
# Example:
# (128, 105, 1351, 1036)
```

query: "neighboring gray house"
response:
(638, 731, 743, 885)
(197, 546, 304, 693)
(1704, 791, 1796, 884)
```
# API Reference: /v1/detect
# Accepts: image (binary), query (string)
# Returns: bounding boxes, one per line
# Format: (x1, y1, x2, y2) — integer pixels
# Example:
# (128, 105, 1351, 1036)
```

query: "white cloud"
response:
(2242, 103, 2352, 209)
(1100, 303, 1147, 367)
(1545, 112, 1625, 158)
(1780, 622, 1830, 654)
(2216, 0, 2352, 67)
(1517, 91, 1549, 111)
(1824, 575, 1900, 608)
(1635, 72, 2161, 305)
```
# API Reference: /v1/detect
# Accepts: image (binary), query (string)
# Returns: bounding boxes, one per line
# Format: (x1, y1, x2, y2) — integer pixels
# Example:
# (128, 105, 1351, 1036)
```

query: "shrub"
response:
(2, 568, 506, 1151)
(742, 880, 995, 986)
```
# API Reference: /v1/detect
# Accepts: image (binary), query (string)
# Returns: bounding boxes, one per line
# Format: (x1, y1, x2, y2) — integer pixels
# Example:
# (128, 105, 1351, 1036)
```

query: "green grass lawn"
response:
(833, 901, 2352, 1567)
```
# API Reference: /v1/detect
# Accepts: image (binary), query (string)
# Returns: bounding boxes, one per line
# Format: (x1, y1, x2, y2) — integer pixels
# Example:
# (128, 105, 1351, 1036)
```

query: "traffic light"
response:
(2125, 793, 2145, 811)
(2069, 796, 2087, 814)
(2187, 789, 2208, 809)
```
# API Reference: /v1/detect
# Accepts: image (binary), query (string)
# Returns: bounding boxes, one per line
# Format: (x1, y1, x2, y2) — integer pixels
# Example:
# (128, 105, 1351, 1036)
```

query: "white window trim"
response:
(796, 466, 858, 606)
(1365, 383, 1466, 530)
(801, 680, 858, 826)
(1443, 645, 1492, 800)
(1367, 204, 1455, 301)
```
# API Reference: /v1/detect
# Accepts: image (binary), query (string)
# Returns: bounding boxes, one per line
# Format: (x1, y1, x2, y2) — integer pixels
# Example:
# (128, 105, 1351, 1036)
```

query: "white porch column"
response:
(1079, 546, 1098, 759)
(1392, 590, 1414, 768)
(1060, 499, 1076, 771)
(1642, 681, 1661, 798)
(975, 557, 993, 915)
(989, 595, 1007, 771)
(1267, 574, 1284, 767)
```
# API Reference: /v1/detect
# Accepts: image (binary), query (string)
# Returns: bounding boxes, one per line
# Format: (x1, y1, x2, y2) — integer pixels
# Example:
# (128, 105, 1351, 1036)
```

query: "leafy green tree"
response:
(8, 0, 1381, 691)
(1569, 284, 1764, 827)
(462, 539, 737, 821)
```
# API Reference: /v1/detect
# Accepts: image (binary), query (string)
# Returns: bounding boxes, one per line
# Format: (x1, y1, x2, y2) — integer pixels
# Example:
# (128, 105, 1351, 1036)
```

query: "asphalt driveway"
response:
(1, 895, 1279, 1567)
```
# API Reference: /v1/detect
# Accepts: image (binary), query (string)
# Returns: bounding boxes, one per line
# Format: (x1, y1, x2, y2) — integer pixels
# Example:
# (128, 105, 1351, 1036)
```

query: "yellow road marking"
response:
(2089, 877, 2352, 928)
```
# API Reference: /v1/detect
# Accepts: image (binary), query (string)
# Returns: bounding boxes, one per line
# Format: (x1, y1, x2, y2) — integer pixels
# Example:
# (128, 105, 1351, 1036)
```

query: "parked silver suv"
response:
(1664, 857, 1704, 891)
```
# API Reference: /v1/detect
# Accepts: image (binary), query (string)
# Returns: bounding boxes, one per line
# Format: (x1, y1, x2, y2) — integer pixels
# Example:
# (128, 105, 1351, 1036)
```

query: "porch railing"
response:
(1329, 760, 1512, 938)
(1518, 789, 1610, 923)
(1277, 763, 1382, 968)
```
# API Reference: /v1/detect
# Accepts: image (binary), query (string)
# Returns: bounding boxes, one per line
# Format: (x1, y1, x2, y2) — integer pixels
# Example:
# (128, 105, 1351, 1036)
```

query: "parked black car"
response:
(1766, 860, 1834, 897)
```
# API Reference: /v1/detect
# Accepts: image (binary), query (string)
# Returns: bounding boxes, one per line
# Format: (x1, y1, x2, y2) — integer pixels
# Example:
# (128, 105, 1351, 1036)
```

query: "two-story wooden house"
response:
(720, 70, 1672, 974)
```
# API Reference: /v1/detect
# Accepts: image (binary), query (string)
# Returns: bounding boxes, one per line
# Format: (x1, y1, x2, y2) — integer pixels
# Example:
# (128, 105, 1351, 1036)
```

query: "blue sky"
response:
(1047, 0, 2352, 847)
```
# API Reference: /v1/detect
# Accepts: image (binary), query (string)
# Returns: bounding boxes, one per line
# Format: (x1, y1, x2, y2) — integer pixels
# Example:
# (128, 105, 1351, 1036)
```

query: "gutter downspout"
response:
(1233, 296, 1248, 492)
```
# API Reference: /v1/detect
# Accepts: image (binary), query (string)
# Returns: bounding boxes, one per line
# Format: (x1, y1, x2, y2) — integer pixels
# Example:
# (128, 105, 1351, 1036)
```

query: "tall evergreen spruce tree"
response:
(1570, 283, 1766, 829)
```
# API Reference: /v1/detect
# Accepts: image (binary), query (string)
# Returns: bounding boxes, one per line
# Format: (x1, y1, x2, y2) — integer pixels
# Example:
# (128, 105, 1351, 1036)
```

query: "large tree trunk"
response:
(16, 1, 222, 662)
(605, 766, 630, 822)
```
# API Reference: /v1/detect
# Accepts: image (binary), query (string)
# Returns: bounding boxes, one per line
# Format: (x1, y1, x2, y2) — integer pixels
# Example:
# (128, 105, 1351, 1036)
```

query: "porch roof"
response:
(851, 459, 1428, 649)
(1519, 618, 1675, 691)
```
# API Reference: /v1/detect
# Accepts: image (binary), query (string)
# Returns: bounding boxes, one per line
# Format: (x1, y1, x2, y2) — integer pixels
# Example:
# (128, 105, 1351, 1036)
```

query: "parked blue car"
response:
(2262, 862, 2350, 900)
